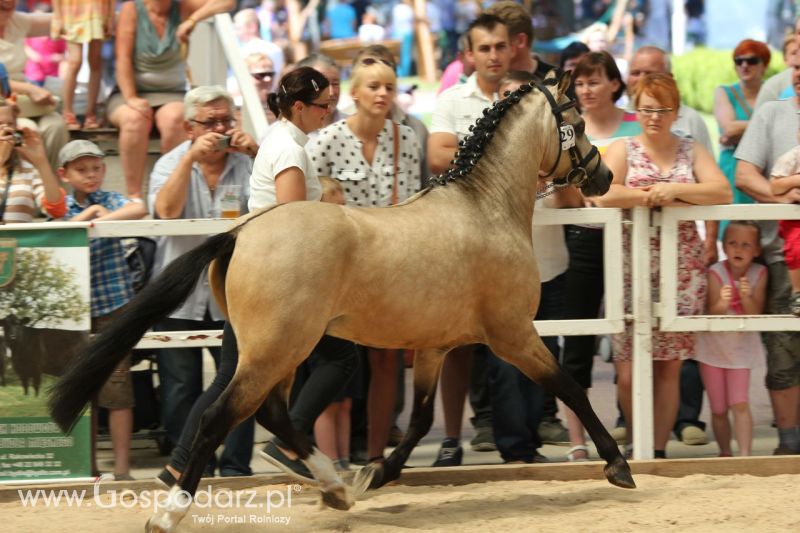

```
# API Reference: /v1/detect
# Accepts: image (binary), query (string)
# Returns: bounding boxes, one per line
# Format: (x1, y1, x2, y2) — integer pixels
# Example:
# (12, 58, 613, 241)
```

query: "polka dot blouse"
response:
(307, 118, 422, 207)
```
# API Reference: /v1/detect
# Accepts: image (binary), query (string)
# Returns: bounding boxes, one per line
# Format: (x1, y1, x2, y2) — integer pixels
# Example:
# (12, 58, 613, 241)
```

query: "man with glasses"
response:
(147, 86, 259, 478)
(626, 46, 713, 153)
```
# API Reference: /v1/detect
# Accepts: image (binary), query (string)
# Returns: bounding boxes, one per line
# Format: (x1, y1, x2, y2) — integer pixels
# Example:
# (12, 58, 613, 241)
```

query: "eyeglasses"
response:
(251, 71, 275, 81)
(305, 101, 331, 111)
(637, 107, 674, 117)
(360, 57, 396, 70)
(190, 117, 236, 129)
(734, 56, 761, 66)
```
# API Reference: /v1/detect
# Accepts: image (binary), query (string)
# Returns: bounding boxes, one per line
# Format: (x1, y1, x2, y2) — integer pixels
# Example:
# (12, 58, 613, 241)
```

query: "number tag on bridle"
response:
(559, 124, 576, 151)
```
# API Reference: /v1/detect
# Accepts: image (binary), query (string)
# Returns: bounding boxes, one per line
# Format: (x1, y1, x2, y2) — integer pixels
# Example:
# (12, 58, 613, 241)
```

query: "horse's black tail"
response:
(48, 230, 239, 434)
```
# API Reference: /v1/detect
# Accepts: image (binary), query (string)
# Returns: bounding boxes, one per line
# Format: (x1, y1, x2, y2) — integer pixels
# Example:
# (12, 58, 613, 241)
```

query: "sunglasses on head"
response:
(734, 56, 761, 66)
(251, 71, 275, 81)
(360, 57, 396, 69)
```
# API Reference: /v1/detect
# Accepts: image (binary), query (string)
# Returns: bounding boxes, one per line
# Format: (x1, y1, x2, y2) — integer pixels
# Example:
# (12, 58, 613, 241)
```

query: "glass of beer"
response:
(219, 184, 241, 218)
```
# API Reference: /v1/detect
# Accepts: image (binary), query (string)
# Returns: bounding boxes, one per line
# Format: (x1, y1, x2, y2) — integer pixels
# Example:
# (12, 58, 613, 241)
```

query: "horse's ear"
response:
(556, 69, 571, 96)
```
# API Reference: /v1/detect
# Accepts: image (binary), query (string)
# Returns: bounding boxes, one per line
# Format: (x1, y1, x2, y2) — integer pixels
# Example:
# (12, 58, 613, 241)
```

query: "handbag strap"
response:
(391, 121, 399, 205)
(726, 84, 752, 119)
(0, 164, 15, 223)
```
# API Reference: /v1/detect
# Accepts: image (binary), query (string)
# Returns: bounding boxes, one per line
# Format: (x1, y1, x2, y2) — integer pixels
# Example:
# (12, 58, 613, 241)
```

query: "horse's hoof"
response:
(604, 456, 636, 489)
(320, 483, 353, 511)
(352, 463, 382, 498)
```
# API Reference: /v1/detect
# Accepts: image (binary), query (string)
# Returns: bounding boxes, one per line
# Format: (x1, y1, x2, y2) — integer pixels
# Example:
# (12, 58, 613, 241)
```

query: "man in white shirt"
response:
(426, 13, 512, 465)
(428, 13, 511, 174)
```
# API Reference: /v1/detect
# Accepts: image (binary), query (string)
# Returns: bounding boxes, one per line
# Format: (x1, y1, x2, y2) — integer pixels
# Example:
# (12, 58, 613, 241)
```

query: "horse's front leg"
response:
(145, 367, 275, 533)
(354, 348, 447, 496)
(490, 329, 635, 489)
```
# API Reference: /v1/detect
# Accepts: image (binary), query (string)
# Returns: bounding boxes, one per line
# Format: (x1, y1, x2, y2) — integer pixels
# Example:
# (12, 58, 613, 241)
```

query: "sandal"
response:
(566, 444, 590, 462)
(64, 111, 81, 131)
(83, 114, 101, 130)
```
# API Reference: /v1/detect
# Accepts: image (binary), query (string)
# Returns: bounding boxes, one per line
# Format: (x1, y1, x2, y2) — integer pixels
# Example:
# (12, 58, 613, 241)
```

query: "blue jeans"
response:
(488, 273, 565, 462)
(156, 316, 254, 476)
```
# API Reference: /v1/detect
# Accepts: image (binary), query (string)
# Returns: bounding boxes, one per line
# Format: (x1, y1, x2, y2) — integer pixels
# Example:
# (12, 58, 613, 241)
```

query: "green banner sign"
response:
(0, 227, 91, 482)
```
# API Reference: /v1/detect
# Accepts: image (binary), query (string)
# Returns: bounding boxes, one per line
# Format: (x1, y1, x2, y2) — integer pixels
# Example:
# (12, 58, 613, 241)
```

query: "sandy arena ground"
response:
(4, 473, 800, 532)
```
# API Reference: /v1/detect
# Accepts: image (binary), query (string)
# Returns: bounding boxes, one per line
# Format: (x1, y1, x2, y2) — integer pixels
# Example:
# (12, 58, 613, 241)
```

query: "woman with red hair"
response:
(714, 39, 770, 205)
(597, 73, 732, 458)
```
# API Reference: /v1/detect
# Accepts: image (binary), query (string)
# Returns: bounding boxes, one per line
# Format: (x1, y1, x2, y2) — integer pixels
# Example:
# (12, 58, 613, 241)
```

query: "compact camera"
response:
(216, 135, 231, 150)
(11, 131, 22, 147)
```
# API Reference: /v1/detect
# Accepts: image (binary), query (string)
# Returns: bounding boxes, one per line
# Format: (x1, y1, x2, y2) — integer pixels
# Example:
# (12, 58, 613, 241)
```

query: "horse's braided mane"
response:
(429, 77, 558, 188)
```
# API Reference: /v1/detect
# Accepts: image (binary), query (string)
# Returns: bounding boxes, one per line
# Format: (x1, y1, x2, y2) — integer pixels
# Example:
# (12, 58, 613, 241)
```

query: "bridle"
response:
(532, 78, 601, 194)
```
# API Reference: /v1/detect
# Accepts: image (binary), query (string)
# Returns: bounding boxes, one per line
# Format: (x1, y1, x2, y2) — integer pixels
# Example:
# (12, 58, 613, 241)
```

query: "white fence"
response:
(3, 203, 799, 460)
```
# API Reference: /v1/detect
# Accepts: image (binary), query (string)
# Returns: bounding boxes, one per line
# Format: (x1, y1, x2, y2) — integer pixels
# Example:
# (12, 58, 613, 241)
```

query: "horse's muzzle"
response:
(580, 160, 612, 198)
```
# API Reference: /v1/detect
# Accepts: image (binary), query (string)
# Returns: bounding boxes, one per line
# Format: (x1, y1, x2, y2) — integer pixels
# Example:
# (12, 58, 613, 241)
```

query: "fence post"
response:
(631, 206, 654, 460)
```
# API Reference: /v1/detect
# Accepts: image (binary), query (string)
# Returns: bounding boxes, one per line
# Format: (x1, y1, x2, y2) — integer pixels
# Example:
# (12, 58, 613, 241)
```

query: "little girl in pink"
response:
(696, 220, 767, 456)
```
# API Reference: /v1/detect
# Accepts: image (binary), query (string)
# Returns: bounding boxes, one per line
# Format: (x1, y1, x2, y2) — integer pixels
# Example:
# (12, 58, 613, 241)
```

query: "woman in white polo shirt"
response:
(249, 66, 332, 207)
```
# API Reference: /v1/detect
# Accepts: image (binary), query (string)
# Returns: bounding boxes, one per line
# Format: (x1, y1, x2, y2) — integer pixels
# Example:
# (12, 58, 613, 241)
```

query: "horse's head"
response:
(537, 72, 612, 197)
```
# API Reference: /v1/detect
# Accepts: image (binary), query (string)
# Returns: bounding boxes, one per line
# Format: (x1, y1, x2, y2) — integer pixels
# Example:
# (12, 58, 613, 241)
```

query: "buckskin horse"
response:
(49, 72, 634, 532)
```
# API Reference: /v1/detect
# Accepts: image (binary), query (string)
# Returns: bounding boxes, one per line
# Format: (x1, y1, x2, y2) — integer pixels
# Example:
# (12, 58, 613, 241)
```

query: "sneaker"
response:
(679, 425, 708, 446)
(610, 426, 627, 444)
(470, 426, 497, 452)
(773, 446, 798, 455)
(790, 292, 800, 317)
(538, 418, 570, 445)
(432, 440, 463, 467)
(259, 440, 317, 484)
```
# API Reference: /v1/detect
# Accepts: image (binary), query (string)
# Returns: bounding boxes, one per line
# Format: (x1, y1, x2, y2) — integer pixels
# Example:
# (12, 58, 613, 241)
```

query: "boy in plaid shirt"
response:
(58, 140, 147, 479)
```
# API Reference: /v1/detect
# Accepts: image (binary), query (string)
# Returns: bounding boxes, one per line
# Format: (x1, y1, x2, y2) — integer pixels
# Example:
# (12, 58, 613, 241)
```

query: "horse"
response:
(49, 72, 634, 532)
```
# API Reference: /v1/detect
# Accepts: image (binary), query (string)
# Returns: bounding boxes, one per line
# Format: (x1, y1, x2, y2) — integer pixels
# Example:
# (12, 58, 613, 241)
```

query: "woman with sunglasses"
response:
(243, 52, 276, 123)
(307, 57, 421, 466)
(714, 40, 770, 207)
(597, 73, 731, 459)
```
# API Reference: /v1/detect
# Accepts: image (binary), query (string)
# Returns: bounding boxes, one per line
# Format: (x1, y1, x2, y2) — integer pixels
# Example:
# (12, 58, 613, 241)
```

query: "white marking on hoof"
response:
(146, 486, 193, 532)
(304, 449, 353, 510)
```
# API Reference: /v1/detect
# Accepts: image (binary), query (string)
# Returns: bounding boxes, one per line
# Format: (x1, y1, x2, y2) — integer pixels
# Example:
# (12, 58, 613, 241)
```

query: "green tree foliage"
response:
(0, 249, 88, 327)
(672, 47, 786, 114)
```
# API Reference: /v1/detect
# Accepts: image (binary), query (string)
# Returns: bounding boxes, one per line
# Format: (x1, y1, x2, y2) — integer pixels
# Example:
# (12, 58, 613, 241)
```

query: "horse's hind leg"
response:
(354, 348, 447, 495)
(254, 383, 352, 510)
(491, 330, 635, 489)
(146, 367, 277, 533)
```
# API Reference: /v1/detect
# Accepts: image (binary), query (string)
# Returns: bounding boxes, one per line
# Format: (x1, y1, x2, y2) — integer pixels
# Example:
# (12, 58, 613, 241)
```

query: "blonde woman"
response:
(308, 59, 421, 463)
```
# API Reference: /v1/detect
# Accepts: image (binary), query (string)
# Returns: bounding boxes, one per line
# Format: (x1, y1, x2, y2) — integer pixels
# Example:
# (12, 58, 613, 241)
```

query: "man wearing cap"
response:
(147, 85, 257, 477)
(58, 139, 148, 480)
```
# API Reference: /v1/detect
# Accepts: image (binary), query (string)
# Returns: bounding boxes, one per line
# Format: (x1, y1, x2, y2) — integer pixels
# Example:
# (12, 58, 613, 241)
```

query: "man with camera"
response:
(147, 85, 258, 477)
